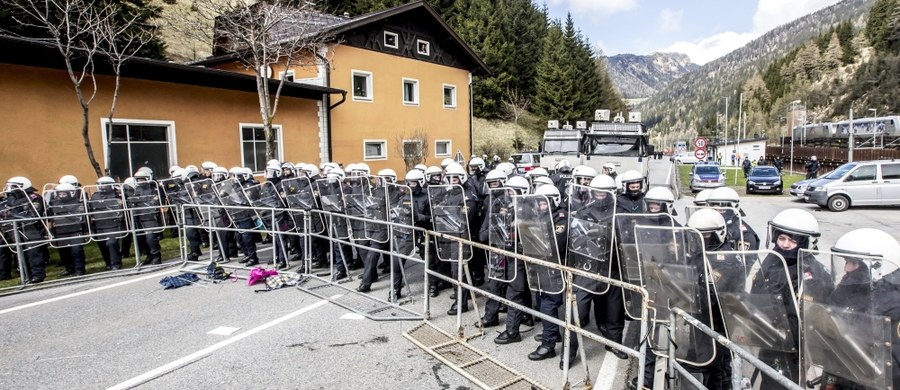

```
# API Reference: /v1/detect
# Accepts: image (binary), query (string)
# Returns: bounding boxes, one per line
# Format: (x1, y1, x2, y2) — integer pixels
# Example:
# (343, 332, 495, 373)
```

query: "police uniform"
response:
(3, 188, 47, 282)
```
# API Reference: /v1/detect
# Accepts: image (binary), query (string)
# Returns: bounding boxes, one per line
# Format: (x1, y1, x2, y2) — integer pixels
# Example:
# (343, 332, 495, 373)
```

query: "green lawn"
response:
(677, 164, 805, 196)
(0, 233, 185, 289)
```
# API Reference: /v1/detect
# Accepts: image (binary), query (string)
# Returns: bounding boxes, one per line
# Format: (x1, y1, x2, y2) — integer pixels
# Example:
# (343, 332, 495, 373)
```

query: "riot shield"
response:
(800, 249, 891, 390)
(83, 185, 129, 240)
(515, 194, 564, 294)
(385, 182, 414, 256)
(245, 181, 286, 231)
(486, 188, 517, 282)
(615, 213, 676, 320)
(567, 184, 616, 294)
(685, 206, 752, 250)
(342, 177, 371, 241)
(214, 179, 259, 229)
(427, 184, 472, 262)
(634, 225, 716, 367)
(281, 177, 324, 235)
(188, 179, 228, 228)
(44, 188, 89, 247)
(125, 180, 166, 233)
(316, 177, 350, 240)
(364, 180, 389, 244)
(0, 188, 50, 250)
(160, 177, 196, 225)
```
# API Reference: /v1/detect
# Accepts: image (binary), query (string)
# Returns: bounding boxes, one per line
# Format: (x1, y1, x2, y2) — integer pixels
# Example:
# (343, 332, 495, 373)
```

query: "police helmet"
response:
(211, 167, 229, 182)
(133, 170, 152, 182)
(589, 175, 617, 191)
(572, 165, 598, 186)
(405, 169, 425, 187)
(532, 176, 554, 189)
(443, 163, 467, 184)
(526, 167, 549, 179)
(694, 189, 713, 206)
(619, 170, 644, 196)
(644, 186, 676, 215)
(484, 169, 507, 191)
(327, 167, 345, 181)
(201, 161, 218, 171)
(555, 159, 571, 171)
(377, 168, 397, 184)
(136, 166, 153, 180)
(414, 164, 427, 173)
(425, 166, 443, 183)
(688, 208, 727, 250)
(535, 184, 561, 208)
(832, 228, 900, 282)
(603, 163, 616, 174)
(708, 187, 741, 208)
(768, 208, 820, 250)
(440, 158, 455, 170)
(468, 157, 486, 174)
(97, 176, 116, 191)
(59, 175, 80, 187)
(505, 176, 530, 195)
(497, 162, 516, 178)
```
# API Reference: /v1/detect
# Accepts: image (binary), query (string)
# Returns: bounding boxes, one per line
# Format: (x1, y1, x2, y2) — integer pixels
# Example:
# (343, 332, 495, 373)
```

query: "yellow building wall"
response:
(0, 63, 321, 189)
(327, 45, 472, 174)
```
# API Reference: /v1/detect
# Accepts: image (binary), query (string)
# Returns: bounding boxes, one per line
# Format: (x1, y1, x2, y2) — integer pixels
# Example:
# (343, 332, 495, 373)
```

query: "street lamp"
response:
(789, 100, 801, 174)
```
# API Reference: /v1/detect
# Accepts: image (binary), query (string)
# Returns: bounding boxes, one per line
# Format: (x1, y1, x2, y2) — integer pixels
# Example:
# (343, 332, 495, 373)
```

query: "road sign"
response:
(694, 138, 708, 149)
(694, 149, 707, 160)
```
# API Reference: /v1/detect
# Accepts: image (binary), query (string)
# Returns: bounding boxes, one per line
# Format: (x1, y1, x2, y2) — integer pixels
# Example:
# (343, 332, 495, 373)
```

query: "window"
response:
(402, 78, 419, 105)
(403, 140, 423, 158)
(435, 140, 451, 157)
(352, 70, 373, 101)
(278, 70, 295, 82)
(102, 119, 175, 182)
(241, 124, 282, 173)
(364, 140, 387, 160)
(848, 165, 877, 181)
(882, 164, 900, 180)
(383, 31, 399, 49)
(416, 39, 430, 56)
(443, 84, 456, 108)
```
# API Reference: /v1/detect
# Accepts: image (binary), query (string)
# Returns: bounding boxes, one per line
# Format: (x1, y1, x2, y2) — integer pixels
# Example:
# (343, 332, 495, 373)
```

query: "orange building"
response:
(0, 1, 487, 188)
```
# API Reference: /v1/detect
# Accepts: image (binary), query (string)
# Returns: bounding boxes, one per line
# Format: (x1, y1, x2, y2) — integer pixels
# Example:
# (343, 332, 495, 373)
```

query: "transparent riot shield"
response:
(316, 177, 350, 240)
(427, 184, 472, 262)
(214, 179, 259, 230)
(567, 184, 616, 294)
(245, 181, 286, 231)
(0, 188, 50, 250)
(615, 213, 676, 320)
(635, 225, 716, 367)
(486, 188, 517, 282)
(800, 249, 891, 390)
(342, 177, 371, 241)
(44, 188, 89, 247)
(385, 182, 414, 256)
(685, 205, 753, 250)
(83, 184, 129, 240)
(364, 180, 389, 244)
(515, 194, 564, 294)
(281, 177, 324, 235)
(188, 179, 227, 228)
(160, 177, 194, 224)
(125, 180, 166, 233)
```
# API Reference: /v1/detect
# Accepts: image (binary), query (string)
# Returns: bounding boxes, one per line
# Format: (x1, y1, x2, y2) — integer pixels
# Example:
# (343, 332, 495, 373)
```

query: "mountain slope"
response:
(605, 52, 699, 99)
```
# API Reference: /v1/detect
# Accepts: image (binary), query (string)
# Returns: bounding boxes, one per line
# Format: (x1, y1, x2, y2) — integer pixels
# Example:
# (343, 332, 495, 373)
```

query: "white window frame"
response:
(416, 39, 430, 56)
(100, 117, 177, 176)
(239, 123, 284, 173)
(402, 78, 419, 106)
(383, 31, 399, 49)
(402, 139, 424, 159)
(363, 139, 388, 161)
(351, 69, 373, 102)
(442, 84, 457, 109)
(435, 139, 452, 157)
(278, 70, 295, 82)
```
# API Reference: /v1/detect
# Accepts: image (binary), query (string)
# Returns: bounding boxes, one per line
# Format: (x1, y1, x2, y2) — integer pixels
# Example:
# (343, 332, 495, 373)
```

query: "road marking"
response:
(106, 296, 338, 390)
(339, 313, 365, 320)
(207, 326, 240, 336)
(0, 269, 179, 316)
(595, 322, 631, 389)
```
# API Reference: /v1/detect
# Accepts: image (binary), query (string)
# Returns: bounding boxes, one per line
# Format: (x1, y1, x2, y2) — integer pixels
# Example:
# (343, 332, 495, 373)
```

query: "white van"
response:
(805, 159, 900, 211)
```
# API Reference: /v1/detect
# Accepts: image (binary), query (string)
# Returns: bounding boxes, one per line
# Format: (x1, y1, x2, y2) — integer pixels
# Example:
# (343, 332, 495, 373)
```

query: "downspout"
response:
(315, 49, 347, 163)
(469, 72, 474, 157)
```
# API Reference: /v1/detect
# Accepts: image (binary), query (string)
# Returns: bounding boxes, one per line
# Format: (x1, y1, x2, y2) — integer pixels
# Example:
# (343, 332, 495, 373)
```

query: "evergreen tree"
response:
(824, 32, 842, 69)
(866, 0, 899, 53)
(836, 20, 858, 64)
(533, 20, 575, 122)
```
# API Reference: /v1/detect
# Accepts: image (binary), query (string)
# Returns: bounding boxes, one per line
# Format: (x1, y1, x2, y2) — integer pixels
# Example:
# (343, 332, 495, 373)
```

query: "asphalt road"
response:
(0, 159, 897, 389)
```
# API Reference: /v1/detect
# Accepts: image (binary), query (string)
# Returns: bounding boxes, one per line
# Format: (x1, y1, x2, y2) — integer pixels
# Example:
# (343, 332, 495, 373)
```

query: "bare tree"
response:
(167, 0, 335, 162)
(395, 128, 430, 173)
(503, 88, 530, 151)
(4, 0, 152, 178)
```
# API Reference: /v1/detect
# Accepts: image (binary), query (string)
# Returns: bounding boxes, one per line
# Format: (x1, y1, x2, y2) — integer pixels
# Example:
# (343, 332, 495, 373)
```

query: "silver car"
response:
(805, 160, 900, 211)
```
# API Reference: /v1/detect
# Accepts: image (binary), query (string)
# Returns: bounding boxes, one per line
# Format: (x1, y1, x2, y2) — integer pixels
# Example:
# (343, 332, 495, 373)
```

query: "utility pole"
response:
(724, 97, 729, 165)
(849, 108, 854, 162)
(789, 100, 801, 174)
(738, 93, 743, 159)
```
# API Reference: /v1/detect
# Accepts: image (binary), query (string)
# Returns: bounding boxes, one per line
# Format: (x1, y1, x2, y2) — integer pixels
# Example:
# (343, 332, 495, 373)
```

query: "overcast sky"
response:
(545, 0, 845, 65)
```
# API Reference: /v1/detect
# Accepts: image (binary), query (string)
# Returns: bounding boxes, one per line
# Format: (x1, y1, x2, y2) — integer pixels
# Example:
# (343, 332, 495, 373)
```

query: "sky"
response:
(545, 0, 845, 65)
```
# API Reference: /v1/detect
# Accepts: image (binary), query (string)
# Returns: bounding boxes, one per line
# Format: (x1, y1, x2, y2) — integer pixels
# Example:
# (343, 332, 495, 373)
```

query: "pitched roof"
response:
(0, 35, 344, 101)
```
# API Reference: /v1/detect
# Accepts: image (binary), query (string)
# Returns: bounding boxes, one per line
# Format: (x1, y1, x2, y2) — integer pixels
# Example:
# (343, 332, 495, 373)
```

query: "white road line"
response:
(594, 322, 630, 389)
(106, 296, 338, 390)
(0, 269, 180, 316)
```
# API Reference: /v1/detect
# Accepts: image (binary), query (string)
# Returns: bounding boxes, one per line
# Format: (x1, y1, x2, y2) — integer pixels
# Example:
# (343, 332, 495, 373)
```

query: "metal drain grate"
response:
(404, 321, 548, 390)
(295, 275, 422, 321)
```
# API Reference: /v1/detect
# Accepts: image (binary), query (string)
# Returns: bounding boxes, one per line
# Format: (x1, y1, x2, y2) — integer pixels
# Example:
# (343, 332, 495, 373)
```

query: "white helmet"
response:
(201, 161, 218, 171)
(352, 162, 371, 177)
(619, 170, 644, 196)
(440, 158, 455, 169)
(468, 157, 486, 174)
(425, 166, 443, 184)
(301, 164, 320, 177)
(345, 163, 359, 176)
(526, 167, 549, 179)
(493, 155, 500, 162)
(443, 163, 467, 184)
(644, 186, 676, 215)
(694, 189, 713, 206)
(55, 182, 77, 194)
(211, 167, 229, 182)
(768, 208, 820, 249)
(58, 175, 80, 186)
(168, 165, 181, 177)
(122, 177, 136, 189)
(327, 167, 345, 181)
(505, 176, 530, 195)
(535, 184, 561, 208)
(602, 163, 616, 174)
(554, 159, 571, 171)
(414, 164, 427, 173)
(136, 166, 153, 180)
(265, 161, 282, 180)
(4, 176, 32, 192)
(405, 169, 425, 187)
(133, 169, 152, 182)
(688, 208, 727, 250)
(708, 187, 741, 207)
(589, 175, 617, 191)
(97, 176, 116, 191)
(172, 168, 186, 180)
(377, 168, 397, 184)
(532, 176, 554, 189)
(572, 165, 598, 185)
(267, 159, 281, 167)
(484, 169, 507, 191)
(832, 228, 900, 282)
(810, 155, 817, 161)
(497, 162, 516, 177)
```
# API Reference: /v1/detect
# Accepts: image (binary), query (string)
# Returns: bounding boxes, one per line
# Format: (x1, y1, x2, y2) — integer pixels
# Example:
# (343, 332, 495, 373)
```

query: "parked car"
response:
(689, 163, 726, 192)
(672, 152, 701, 164)
(806, 159, 900, 212)
(790, 178, 817, 197)
(510, 152, 541, 174)
(746, 166, 783, 194)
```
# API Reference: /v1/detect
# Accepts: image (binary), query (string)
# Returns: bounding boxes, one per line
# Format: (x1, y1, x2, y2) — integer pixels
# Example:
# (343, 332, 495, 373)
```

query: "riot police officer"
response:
(493, 176, 532, 344)
(129, 170, 163, 264)
(48, 182, 87, 276)
(707, 187, 760, 250)
(528, 184, 568, 361)
(2, 177, 47, 283)
(805, 155, 819, 179)
(477, 169, 511, 327)
(358, 169, 393, 293)
(89, 176, 126, 270)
